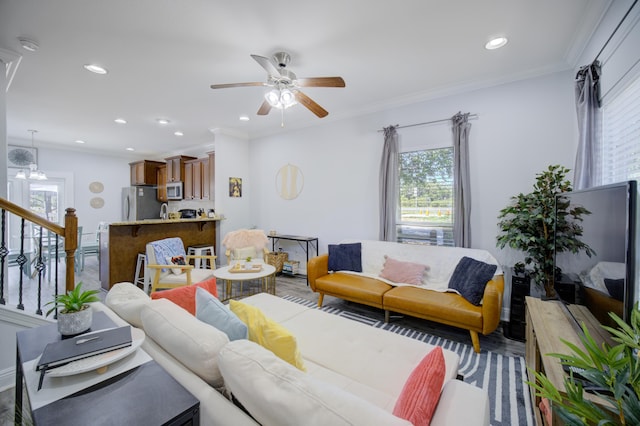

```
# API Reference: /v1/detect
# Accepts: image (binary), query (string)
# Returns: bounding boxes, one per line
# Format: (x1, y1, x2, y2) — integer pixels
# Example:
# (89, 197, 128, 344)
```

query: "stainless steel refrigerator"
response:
(121, 187, 162, 221)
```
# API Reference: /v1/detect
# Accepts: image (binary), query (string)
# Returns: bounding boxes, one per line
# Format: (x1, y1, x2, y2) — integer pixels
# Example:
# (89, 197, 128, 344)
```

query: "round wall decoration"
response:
(89, 181, 104, 193)
(90, 197, 105, 209)
(276, 164, 304, 200)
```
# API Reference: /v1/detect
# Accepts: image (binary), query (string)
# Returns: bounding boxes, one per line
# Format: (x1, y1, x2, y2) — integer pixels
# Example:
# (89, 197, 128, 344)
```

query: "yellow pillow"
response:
(229, 300, 305, 371)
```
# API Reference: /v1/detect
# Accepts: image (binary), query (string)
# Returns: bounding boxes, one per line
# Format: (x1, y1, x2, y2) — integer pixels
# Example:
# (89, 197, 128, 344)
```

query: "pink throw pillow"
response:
(393, 346, 445, 426)
(151, 278, 218, 315)
(379, 256, 428, 285)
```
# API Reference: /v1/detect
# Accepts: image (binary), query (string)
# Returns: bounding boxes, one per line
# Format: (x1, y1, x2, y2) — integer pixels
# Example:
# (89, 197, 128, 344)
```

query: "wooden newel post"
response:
(63, 208, 78, 292)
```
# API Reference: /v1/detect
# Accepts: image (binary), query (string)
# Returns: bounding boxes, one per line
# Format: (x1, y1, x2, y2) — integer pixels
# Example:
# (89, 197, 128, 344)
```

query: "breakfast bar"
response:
(99, 217, 221, 290)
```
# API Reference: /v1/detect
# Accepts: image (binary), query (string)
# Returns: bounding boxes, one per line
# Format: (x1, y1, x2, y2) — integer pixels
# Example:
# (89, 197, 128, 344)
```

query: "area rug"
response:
(282, 295, 535, 426)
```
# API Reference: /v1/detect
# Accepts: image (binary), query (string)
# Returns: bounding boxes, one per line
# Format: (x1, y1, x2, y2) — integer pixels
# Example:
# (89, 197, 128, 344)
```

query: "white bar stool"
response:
(134, 253, 149, 293)
(187, 244, 215, 269)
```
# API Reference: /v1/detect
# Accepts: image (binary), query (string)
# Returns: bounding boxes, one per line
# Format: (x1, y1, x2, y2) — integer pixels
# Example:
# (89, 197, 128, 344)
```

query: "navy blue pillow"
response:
(448, 256, 497, 305)
(328, 243, 362, 272)
(604, 278, 624, 301)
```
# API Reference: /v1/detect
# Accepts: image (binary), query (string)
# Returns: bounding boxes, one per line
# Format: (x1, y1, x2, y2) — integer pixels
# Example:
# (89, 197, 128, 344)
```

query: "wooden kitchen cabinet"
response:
(184, 161, 194, 200)
(207, 151, 215, 201)
(184, 158, 209, 200)
(156, 164, 167, 202)
(129, 160, 164, 186)
(165, 155, 197, 183)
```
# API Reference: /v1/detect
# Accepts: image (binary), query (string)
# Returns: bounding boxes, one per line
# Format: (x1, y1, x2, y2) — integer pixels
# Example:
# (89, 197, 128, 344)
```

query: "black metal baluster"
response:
(36, 233, 43, 315)
(0, 209, 7, 305)
(54, 233, 60, 312)
(17, 219, 26, 310)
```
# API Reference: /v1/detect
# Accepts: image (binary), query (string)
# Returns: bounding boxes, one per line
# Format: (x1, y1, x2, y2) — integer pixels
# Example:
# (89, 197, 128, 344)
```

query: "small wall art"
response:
(276, 164, 304, 200)
(7, 145, 37, 169)
(229, 177, 242, 197)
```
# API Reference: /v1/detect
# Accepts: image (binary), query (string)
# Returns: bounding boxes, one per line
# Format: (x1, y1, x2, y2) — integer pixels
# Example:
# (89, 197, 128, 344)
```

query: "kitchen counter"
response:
(100, 217, 221, 290)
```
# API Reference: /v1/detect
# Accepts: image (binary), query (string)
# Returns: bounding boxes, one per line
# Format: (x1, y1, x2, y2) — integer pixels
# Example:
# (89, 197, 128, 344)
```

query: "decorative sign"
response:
(276, 164, 304, 200)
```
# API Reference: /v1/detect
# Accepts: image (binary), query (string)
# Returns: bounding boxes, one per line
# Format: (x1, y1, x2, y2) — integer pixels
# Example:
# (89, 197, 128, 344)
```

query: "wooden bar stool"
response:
(187, 244, 215, 269)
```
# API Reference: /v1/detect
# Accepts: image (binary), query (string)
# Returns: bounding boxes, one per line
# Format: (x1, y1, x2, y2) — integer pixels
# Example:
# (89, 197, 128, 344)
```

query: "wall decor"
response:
(7, 145, 37, 169)
(90, 197, 105, 209)
(276, 164, 304, 200)
(229, 177, 242, 197)
(89, 181, 104, 193)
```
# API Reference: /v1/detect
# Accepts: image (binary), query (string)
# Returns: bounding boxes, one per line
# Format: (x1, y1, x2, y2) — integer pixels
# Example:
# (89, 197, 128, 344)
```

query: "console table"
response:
(15, 313, 200, 425)
(267, 234, 318, 284)
(525, 297, 615, 426)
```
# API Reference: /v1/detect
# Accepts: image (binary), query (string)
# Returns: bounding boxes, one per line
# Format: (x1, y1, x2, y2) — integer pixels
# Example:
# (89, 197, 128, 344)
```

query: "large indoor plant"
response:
(45, 282, 100, 336)
(529, 304, 640, 425)
(496, 165, 594, 298)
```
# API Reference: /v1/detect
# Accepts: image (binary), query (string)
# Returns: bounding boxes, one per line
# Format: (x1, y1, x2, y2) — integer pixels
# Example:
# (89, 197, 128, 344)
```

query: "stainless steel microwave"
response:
(166, 182, 183, 200)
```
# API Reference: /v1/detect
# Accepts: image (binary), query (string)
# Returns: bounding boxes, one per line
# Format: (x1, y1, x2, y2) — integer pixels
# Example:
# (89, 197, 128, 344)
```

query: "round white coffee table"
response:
(214, 262, 276, 301)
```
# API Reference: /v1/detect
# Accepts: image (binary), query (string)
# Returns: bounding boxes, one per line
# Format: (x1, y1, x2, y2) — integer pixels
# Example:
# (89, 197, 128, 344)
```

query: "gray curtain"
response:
(574, 61, 601, 189)
(452, 112, 471, 248)
(379, 126, 398, 241)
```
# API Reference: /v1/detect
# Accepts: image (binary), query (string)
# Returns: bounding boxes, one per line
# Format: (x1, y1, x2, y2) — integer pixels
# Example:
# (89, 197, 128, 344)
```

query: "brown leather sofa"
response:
(308, 252, 504, 353)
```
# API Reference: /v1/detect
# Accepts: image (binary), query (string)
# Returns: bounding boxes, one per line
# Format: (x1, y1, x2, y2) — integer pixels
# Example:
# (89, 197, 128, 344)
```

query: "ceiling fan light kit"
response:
(211, 51, 345, 120)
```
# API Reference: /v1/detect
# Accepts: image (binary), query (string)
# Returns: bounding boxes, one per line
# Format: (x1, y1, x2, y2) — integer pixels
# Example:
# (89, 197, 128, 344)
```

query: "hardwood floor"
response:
(1, 260, 524, 423)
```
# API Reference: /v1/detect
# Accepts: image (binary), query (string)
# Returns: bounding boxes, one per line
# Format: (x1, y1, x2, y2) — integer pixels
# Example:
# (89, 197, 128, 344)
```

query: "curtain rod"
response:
(594, 0, 638, 62)
(377, 113, 478, 132)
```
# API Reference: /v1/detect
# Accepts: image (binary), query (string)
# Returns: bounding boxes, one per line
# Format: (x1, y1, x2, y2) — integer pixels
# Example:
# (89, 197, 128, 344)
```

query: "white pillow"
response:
(141, 299, 229, 388)
(233, 246, 257, 261)
(105, 282, 151, 328)
(218, 340, 411, 426)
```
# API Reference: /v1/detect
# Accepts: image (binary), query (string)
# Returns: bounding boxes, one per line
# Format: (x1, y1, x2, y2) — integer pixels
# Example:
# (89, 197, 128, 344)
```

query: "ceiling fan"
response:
(210, 52, 345, 118)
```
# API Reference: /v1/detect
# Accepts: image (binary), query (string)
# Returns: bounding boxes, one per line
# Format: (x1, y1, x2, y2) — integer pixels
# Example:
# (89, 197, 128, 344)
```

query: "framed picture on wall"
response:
(229, 177, 242, 197)
(7, 145, 37, 169)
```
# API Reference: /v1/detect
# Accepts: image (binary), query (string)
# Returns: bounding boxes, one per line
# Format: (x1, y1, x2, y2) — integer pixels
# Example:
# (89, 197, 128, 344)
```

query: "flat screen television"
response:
(554, 180, 637, 327)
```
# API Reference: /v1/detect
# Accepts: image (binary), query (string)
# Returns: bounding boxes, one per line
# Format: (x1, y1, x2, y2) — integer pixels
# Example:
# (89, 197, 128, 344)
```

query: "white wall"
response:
(249, 71, 578, 277)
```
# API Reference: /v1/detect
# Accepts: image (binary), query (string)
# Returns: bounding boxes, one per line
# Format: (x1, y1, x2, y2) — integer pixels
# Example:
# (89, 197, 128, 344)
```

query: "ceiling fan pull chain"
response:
(281, 107, 285, 128)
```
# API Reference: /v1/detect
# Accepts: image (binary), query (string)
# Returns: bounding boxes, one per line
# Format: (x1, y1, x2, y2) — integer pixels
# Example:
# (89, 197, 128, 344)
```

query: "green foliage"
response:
(245, 256, 252, 262)
(45, 282, 99, 317)
(496, 165, 595, 297)
(528, 304, 640, 425)
(399, 148, 453, 210)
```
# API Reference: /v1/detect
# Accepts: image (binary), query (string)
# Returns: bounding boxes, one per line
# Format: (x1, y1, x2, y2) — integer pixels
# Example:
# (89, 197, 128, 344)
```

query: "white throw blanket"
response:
(338, 240, 502, 292)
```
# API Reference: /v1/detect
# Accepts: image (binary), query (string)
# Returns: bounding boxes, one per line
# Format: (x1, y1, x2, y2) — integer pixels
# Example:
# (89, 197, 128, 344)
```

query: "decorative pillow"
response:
(229, 300, 305, 371)
(604, 278, 625, 301)
(166, 255, 186, 275)
(150, 278, 218, 315)
(105, 282, 151, 328)
(218, 340, 411, 426)
(233, 246, 257, 261)
(141, 298, 229, 388)
(393, 346, 446, 426)
(379, 255, 429, 285)
(448, 256, 497, 305)
(196, 287, 248, 341)
(328, 242, 362, 272)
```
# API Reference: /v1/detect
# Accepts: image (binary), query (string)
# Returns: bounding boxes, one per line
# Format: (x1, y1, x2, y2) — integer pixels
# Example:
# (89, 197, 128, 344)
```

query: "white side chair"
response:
(145, 237, 217, 293)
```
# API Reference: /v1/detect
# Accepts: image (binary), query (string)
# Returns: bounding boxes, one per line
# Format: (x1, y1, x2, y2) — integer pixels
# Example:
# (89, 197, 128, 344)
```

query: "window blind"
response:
(602, 75, 640, 184)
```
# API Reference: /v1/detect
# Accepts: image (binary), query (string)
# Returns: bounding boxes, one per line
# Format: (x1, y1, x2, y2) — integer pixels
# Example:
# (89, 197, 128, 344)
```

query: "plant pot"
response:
(57, 306, 92, 336)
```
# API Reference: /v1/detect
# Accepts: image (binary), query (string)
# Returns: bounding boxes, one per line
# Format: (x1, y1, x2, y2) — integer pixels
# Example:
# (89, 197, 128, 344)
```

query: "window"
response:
(601, 74, 640, 184)
(397, 147, 454, 246)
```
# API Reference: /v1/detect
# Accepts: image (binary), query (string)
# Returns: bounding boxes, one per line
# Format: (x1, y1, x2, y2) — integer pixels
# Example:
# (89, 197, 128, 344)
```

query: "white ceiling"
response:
(0, 0, 610, 158)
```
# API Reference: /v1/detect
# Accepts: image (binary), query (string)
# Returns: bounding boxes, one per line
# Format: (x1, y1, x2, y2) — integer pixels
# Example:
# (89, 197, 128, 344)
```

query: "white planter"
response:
(57, 306, 92, 336)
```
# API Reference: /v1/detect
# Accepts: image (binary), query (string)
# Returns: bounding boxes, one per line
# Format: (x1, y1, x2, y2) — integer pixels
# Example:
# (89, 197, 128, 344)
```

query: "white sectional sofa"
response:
(95, 283, 490, 426)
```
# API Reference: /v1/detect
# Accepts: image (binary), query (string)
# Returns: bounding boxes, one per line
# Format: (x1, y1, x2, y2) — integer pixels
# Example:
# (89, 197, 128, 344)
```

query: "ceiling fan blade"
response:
(251, 54, 281, 76)
(257, 100, 272, 116)
(210, 82, 265, 89)
(296, 77, 345, 88)
(295, 91, 329, 118)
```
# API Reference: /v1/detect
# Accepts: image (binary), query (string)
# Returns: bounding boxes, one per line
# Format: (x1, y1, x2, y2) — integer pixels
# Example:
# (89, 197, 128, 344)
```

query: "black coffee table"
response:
(15, 312, 200, 425)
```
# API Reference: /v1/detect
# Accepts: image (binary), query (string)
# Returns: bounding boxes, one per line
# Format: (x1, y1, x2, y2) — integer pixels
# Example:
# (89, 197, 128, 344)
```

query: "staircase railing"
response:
(0, 197, 78, 315)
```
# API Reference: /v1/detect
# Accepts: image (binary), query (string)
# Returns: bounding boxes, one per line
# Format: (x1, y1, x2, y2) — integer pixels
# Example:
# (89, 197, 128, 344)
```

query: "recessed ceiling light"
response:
(156, 118, 170, 125)
(75, 140, 85, 144)
(18, 37, 39, 52)
(485, 37, 508, 50)
(126, 147, 135, 151)
(83, 64, 108, 74)
(174, 131, 184, 136)
(239, 115, 250, 122)
(114, 118, 127, 124)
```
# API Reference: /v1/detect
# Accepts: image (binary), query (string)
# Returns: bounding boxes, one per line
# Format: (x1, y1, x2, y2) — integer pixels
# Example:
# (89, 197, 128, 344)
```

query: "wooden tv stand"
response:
(525, 297, 616, 426)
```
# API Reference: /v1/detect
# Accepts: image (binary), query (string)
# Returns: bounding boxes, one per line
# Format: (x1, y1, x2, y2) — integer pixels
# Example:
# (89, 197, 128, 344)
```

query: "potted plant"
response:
(244, 256, 253, 269)
(529, 304, 640, 425)
(496, 165, 595, 298)
(45, 282, 100, 336)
